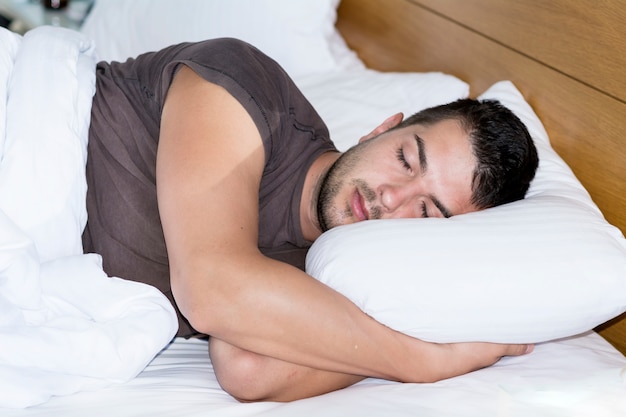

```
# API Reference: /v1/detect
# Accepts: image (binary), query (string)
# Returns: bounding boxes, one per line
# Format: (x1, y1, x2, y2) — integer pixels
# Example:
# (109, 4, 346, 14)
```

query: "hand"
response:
(403, 340, 534, 383)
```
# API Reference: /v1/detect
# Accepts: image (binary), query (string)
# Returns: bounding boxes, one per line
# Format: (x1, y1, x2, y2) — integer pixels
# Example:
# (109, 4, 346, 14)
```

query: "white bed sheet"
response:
(5, 331, 625, 417)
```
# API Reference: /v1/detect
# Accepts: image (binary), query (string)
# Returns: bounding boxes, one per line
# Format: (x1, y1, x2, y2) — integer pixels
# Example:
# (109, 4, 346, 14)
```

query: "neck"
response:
(300, 151, 341, 242)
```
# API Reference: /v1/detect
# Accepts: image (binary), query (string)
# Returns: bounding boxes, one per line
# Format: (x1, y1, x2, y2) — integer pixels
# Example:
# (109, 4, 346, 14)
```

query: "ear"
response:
(358, 113, 404, 143)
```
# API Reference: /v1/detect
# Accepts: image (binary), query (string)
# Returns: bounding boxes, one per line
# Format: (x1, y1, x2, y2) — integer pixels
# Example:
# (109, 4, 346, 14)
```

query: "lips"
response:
(351, 189, 369, 221)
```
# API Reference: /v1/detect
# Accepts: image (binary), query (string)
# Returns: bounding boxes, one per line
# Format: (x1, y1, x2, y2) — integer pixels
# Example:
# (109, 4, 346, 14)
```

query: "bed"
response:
(1, 0, 625, 415)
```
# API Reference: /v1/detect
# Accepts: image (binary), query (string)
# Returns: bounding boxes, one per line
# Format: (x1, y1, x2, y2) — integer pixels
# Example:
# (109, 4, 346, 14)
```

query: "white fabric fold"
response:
(0, 26, 178, 409)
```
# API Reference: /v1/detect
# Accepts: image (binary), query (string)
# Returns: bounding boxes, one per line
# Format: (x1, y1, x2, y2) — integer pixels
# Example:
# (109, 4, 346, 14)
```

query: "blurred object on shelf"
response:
(0, 0, 92, 33)
(42, 0, 68, 10)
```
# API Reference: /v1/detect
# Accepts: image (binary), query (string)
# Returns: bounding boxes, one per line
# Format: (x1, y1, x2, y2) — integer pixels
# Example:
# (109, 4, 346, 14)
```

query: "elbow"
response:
(168, 254, 264, 336)
(209, 337, 292, 402)
(180, 305, 213, 336)
(170, 271, 221, 335)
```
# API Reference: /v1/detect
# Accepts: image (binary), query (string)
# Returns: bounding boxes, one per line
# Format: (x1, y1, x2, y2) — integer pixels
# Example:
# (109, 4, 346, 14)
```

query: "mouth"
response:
(350, 189, 369, 221)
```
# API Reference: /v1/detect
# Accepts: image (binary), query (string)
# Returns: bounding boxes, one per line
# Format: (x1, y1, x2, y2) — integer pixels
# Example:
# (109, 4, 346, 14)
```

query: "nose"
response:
(378, 183, 420, 218)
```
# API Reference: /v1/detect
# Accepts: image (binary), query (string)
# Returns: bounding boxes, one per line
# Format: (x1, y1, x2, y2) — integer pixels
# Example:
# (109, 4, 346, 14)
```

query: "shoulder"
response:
(179, 37, 289, 82)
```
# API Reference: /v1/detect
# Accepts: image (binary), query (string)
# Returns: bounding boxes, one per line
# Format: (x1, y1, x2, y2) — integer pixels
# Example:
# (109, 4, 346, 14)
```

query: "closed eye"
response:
(421, 201, 429, 218)
(396, 148, 411, 171)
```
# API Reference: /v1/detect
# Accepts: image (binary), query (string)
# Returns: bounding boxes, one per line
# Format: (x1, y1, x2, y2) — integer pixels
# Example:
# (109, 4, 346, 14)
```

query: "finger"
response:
(506, 343, 534, 357)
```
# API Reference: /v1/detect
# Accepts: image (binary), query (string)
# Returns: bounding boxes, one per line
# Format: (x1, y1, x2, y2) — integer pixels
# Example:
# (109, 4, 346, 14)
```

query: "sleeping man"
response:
(82, 38, 538, 402)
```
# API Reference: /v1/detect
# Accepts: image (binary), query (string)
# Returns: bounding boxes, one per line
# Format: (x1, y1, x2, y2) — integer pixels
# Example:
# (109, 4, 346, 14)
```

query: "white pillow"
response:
(80, 0, 364, 80)
(306, 81, 626, 344)
(297, 69, 470, 152)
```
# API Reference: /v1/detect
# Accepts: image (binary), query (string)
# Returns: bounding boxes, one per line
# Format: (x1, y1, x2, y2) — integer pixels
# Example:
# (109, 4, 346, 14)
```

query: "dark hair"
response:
(395, 98, 538, 209)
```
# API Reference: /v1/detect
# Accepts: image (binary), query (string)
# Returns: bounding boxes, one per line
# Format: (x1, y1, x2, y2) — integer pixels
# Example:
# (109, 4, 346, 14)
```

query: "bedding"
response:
(2, 0, 626, 414)
(79, 0, 365, 81)
(0, 26, 178, 408)
(6, 332, 626, 417)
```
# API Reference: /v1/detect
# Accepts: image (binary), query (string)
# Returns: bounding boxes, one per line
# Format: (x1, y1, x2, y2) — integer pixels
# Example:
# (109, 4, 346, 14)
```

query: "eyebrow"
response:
(414, 134, 428, 174)
(415, 134, 453, 218)
(431, 196, 453, 218)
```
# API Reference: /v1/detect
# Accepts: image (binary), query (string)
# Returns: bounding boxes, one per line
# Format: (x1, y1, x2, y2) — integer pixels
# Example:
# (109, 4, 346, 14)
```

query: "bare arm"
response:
(157, 67, 530, 398)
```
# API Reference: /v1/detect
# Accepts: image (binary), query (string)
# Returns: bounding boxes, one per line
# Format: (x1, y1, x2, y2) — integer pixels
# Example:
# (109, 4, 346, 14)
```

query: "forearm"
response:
(173, 254, 416, 382)
(174, 252, 531, 384)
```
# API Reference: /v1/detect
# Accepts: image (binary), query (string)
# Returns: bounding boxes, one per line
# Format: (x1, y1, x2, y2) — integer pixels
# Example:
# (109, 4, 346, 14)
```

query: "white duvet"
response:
(0, 27, 178, 408)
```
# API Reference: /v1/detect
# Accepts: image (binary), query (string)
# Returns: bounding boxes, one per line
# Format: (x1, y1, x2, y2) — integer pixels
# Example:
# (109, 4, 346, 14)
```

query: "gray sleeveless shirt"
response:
(82, 38, 336, 337)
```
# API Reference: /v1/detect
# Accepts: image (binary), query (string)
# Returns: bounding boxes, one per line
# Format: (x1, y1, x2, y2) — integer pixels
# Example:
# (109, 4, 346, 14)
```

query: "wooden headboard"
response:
(336, 0, 626, 354)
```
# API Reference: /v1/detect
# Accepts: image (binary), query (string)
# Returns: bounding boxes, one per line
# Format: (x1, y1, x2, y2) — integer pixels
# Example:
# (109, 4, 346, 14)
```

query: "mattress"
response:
(7, 332, 626, 417)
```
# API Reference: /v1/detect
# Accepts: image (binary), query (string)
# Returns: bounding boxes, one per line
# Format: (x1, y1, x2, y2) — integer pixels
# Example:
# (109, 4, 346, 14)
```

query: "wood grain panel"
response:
(597, 313, 626, 355)
(416, 0, 626, 103)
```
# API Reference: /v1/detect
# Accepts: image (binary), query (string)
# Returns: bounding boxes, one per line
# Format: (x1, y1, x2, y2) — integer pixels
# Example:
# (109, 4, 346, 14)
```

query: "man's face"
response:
(317, 119, 479, 231)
